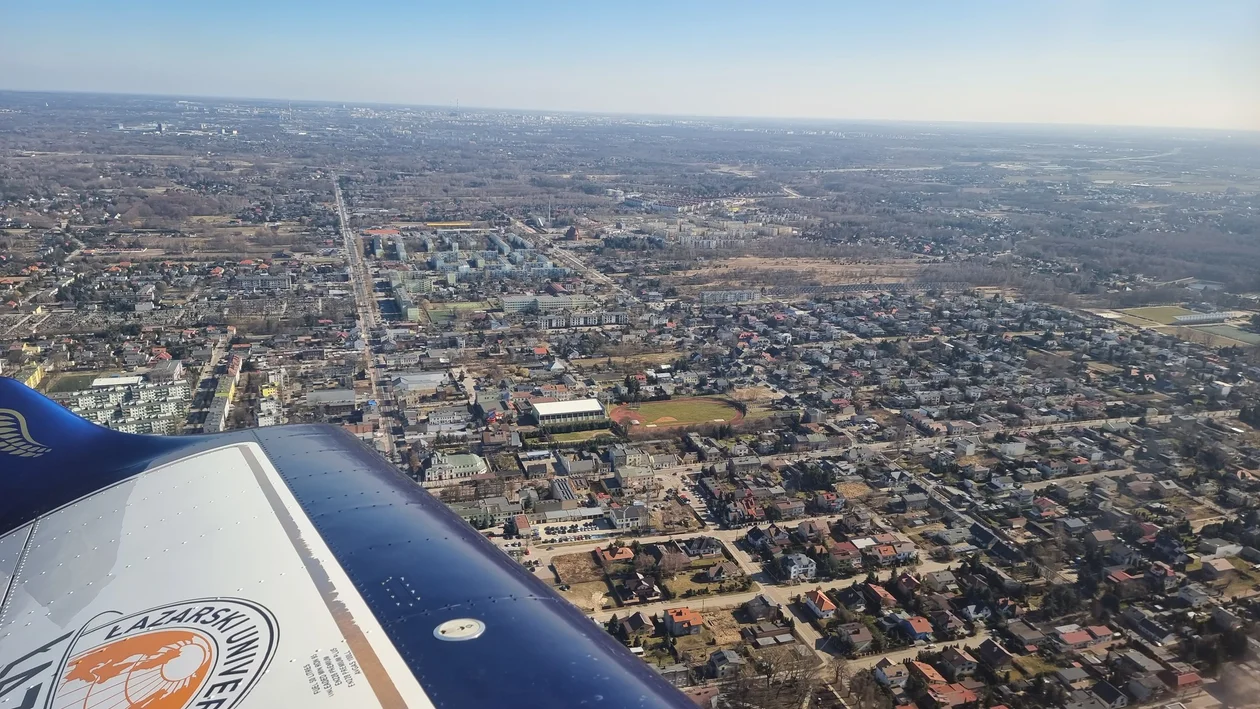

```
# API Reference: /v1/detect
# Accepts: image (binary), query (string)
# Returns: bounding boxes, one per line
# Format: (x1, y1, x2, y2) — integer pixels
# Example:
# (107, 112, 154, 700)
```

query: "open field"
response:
(703, 610, 743, 646)
(1014, 654, 1057, 677)
(1162, 326, 1255, 348)
(1120, 305, 1193, 325)
(424, 301, 491, 325)
(552, 551, 605, 584)
(673, 627, 717, 663)
(45, 371, 126, 393)
(549, 429, 617, 443)
(569, 352, 684, 371)
(835, 481, 875, 500)
(684, 256, 925, 289)
(651, 500, 704, 532)
(558, 580, 615, 612)
(1163, 495, 1222, 522)
(611, 397, 743, 428)
(1194, 324, 1260, 346)
(1223, 557, 1260, 598)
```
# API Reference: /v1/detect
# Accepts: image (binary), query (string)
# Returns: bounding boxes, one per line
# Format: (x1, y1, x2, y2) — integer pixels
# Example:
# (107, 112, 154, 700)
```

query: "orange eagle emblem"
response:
(54, 629, 215, 709)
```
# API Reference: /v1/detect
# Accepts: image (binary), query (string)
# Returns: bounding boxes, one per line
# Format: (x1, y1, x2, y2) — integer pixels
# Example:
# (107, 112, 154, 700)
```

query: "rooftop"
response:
(530, 398, 606, 416)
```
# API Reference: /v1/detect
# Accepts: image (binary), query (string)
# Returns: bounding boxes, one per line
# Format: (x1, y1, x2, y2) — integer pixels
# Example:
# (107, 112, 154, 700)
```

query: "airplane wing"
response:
(0, 377, 694, 709)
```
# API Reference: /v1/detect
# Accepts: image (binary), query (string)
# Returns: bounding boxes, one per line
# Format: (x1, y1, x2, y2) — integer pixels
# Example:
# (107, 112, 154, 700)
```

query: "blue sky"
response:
(3, 0, 1258, 129)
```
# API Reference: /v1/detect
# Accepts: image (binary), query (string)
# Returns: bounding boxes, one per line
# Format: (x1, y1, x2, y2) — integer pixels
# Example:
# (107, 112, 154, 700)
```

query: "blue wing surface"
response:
(0, 376, 694, 708)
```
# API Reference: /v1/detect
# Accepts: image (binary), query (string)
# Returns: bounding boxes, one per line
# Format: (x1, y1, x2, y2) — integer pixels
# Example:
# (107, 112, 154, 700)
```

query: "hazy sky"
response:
(3, 0, 1259, 130)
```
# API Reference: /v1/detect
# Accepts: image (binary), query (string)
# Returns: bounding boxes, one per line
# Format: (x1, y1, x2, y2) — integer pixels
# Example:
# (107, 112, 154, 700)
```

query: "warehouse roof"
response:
(531, 399, 605, 417)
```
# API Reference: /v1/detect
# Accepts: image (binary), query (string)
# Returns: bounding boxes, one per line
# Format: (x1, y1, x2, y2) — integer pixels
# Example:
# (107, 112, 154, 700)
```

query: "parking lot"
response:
(538, 519, 613, 544)
(659, 469, 715, 524)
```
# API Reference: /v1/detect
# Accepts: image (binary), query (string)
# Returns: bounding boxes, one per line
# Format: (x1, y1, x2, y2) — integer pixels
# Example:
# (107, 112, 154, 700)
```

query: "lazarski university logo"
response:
(56, 630, 217, 708)
(0, 598, 277, 709)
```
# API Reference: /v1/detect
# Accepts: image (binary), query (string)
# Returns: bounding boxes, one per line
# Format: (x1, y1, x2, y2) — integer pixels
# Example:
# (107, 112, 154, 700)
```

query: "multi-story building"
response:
(502, 294, 595, 313)
(423, 452, 489, 487)
(53, 375, 190, 435)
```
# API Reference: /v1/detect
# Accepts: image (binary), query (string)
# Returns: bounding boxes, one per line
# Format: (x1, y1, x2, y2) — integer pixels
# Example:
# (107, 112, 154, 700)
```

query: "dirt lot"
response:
(835, 482, 874, 500)
(558, 580, 615, 612)
(1164, 494, 1221, 522)
(730, 386, 780, 403)
(690, 256, 925, 288)
(552, 551, 605, 584)
(650, 500, 703, 532)
(703, 610, 743, 647)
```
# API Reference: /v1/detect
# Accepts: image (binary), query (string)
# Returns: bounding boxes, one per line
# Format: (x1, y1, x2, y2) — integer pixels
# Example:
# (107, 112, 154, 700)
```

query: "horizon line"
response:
(2, 86, 1257, 137)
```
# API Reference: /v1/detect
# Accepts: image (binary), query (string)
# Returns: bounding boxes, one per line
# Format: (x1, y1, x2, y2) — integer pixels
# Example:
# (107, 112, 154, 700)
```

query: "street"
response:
(183, 338, 226, 433)
(333, 175, 395, 460)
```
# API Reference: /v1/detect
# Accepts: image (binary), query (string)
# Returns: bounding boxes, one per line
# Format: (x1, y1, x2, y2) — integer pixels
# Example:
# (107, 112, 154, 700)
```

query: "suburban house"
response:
(926, 682, 979, 709)
(863, 583, 898, 609)
(923, 570, 959, 593)
(616, 572, 662, 604)
(1006, 619, 1047, 650)
(939, 647, 978, 678)
(683, 536, 725, 559)
(804, 589, 836, 620)
(836, 622, 873, 653)
(900, 616, 934, 642)
(908, 660, 947, 685)
(874, 659, 910, 688)
(707, 649, 746, 679)
(794, 520, 828, 544)
(743, 595, 780, 622)
(663, 607, 705, 636)
(977, 638, 1014, 670)
(1090, 681, 1129, 709)
(779, 553, 817, 581)
(597, 545, 635, 566)
(829, 541, 862, 564)
(705, 561, 742, 583)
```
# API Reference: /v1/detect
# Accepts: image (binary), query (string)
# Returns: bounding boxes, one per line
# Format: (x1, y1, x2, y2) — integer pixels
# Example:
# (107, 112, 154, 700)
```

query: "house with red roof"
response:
(908, 660, 946, 685)
(900, 616, 934, 642)
(803, 589, 836, 620)
(1158, 668, 1202, 695)
(926, 683, 978, 709)
(863, 583, 898, 609)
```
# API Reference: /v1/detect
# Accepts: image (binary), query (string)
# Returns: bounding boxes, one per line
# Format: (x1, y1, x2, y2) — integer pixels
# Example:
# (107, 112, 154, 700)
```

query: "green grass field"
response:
(1121, 306, 1192, 325)
(612, 397, 742, 428)
(550, 429, 616, 443)
(424, 301, 490, 325)
(1194, 324, 1260, 345)
(46, 372, 119, 393)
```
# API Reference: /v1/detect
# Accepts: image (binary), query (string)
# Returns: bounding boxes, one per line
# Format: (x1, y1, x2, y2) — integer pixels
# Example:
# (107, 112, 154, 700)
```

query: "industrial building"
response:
(529, 398, 608, 429)
(1173, 311, 1239, 324)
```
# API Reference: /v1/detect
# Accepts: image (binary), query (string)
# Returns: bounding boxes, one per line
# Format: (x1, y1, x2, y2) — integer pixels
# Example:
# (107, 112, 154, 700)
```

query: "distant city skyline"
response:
(3, 0, 1258, 131)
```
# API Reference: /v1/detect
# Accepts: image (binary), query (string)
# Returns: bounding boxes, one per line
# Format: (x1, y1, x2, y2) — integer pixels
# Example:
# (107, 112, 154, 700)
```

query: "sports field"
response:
(1120, 305, 1192, 325)
(1194, 324, 1260, 345)
(611, 397, 742, 428)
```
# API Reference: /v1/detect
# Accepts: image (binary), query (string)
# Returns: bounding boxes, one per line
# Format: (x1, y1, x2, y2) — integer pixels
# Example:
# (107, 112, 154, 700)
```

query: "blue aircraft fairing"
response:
(0, 377, 695, 708)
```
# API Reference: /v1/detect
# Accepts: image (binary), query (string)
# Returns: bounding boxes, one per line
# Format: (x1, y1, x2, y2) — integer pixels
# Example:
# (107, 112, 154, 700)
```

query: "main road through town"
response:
(333, 174, 395, 460)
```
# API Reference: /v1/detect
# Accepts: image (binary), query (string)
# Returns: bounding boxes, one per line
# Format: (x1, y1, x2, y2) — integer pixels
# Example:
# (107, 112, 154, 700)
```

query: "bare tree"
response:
(658, 552, 689, 579)
(633, 553, 657, 576)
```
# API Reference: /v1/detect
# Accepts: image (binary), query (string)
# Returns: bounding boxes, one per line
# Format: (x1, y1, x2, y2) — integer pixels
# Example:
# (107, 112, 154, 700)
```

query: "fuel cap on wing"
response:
(434, 618, 486, 641)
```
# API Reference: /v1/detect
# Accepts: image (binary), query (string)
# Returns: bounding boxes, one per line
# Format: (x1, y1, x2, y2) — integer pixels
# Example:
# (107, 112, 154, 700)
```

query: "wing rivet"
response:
(434, 618, 485, 642)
